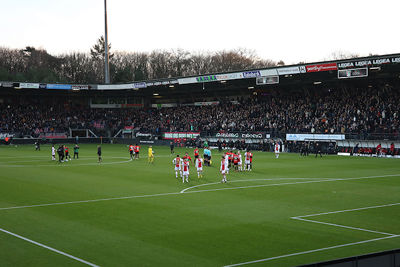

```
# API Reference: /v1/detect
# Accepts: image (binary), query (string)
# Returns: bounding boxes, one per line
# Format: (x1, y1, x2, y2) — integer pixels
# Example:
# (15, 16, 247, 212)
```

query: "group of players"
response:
(128, 144, 141, 160)
(51, 144, 79, 162)
(172, 147, 255, 183)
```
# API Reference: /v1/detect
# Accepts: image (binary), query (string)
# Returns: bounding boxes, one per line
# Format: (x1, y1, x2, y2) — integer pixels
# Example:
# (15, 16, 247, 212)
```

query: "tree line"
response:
(0, 36, 280, 84)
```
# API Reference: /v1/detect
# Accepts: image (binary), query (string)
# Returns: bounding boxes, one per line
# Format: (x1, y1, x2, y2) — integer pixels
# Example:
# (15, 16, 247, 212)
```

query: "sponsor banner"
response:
(306, 63, 337, 72)
(90, 104, 122, 108)
(1, 82, 13, 88)
(338, 152, 400, 159)
(90, 103, 143, 108)
(163, 132, 200, 140)
(178, 77, 197, 84)
(215, 132, 270, 139)
(19, 83, 40, 89)
(256, 76, 279, 85)
(260, 69, 278, 76)
(39, 83, 47, 89)
(134, 82, 147, 89)
(120, 103, 144, 108)
(194, 101, 219, 106)
(242, 70, 261, 78)
(39, 133, 68, 139)
(215, 72, 243, 81)
(72, 85, 89, 90)
(136, 132, 152, 138)
(97, 84, 134, 90)
(277, 66, 300, 75)
(151, 103, 178, 108)
(47, 84, 72, 90)
(0, 133, 14, 139)
(196, 75, 217, 82)
(286, 133, 345, 141)
(337, 56, 400, 69)
(140, 140, 155, 144)
(338, 68, 368, 79)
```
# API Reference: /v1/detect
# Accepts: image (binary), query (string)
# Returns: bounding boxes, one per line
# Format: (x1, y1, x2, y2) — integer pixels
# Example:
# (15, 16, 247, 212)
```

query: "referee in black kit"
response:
(97, 145, 102, 163)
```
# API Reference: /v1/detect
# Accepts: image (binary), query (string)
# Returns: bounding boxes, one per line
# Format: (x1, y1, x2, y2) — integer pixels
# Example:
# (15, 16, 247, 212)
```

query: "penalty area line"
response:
(0, 227, 100, 267)
(224, 235, 400, 267)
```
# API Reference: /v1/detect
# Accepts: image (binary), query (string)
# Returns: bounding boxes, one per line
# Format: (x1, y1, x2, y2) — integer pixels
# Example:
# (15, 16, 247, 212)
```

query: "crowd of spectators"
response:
(0, 86, 399, 139)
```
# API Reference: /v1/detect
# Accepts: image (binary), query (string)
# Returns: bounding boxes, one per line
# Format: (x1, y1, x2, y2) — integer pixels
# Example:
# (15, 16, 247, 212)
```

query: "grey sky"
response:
(1, 0, 399, 64)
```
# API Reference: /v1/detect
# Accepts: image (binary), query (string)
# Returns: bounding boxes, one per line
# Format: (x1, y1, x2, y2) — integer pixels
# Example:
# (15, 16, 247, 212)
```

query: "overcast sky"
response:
(1, 0, 399, 64)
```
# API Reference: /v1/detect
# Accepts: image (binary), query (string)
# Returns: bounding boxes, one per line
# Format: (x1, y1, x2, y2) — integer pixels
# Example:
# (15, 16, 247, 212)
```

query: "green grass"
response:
(0, 144, 399, 267)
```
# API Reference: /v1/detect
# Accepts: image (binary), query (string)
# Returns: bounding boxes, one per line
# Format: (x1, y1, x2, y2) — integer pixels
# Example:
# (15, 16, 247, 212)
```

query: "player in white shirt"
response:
(172, 155, 183, 178)
(274, 142, 280, 159)
(51, 144, 56, 161)
(195, 157, 204, 178)
(238, 151, 243, 171)
(182, 159, 190, 183)
(220, 156, 227, 183)
(224, 152, 230, 174)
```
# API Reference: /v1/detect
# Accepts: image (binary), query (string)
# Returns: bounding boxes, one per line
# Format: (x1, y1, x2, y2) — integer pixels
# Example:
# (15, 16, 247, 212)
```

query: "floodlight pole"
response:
(104, 0, 110, 84)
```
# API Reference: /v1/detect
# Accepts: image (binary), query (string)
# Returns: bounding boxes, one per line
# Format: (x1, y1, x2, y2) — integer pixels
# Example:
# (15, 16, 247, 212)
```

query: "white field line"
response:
(185, 174, 400, 194)
(0, 174, 398, 211)
(179, 178, 332, 193)
(0, 227, 100, 267)
(0, 192, 181, 211)
(292, 217, 396, 236)
(0, 154, 174, 166)
(0, 160, 132, 168)
(295, 202, 400, 218)
(227, 202, 400, 266)
(224, 235, 400, 267)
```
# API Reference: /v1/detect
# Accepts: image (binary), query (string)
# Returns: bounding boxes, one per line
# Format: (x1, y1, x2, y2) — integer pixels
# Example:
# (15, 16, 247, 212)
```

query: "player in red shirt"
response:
(390, 143, 395, 156)
(64, 146, 71, 161)
(233, 152, 239, 172)
(376, 143, 382, 157)
(183, 152, 192, 163)
(129, 144, 134, 160)
(134, 144, 140, 159)
(248, 151, 253, 171)
(194, 147, 199, 159)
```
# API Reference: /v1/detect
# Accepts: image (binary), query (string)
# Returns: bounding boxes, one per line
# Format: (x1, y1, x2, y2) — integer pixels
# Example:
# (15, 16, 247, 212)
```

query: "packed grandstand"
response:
(1, 53, 399, 155)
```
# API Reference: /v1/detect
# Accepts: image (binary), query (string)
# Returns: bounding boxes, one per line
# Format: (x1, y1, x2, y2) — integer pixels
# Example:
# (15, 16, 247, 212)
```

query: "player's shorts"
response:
(175, 166, 181, 171)
(197, 167, 203, 172)
(183, 171, 189, 176)
(245, 160, 250, 165)
(275, 151, 280, 154)
(194, 155, 199, 159)
(238, 161, 242, 166)
(130, 151, 133, 154)
(135, 151, 139, 154)
(221, 170, 226, 175)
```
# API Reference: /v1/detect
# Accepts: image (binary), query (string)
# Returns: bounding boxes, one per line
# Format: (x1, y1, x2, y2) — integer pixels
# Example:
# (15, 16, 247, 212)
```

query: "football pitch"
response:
(0, 144, 399, 267)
